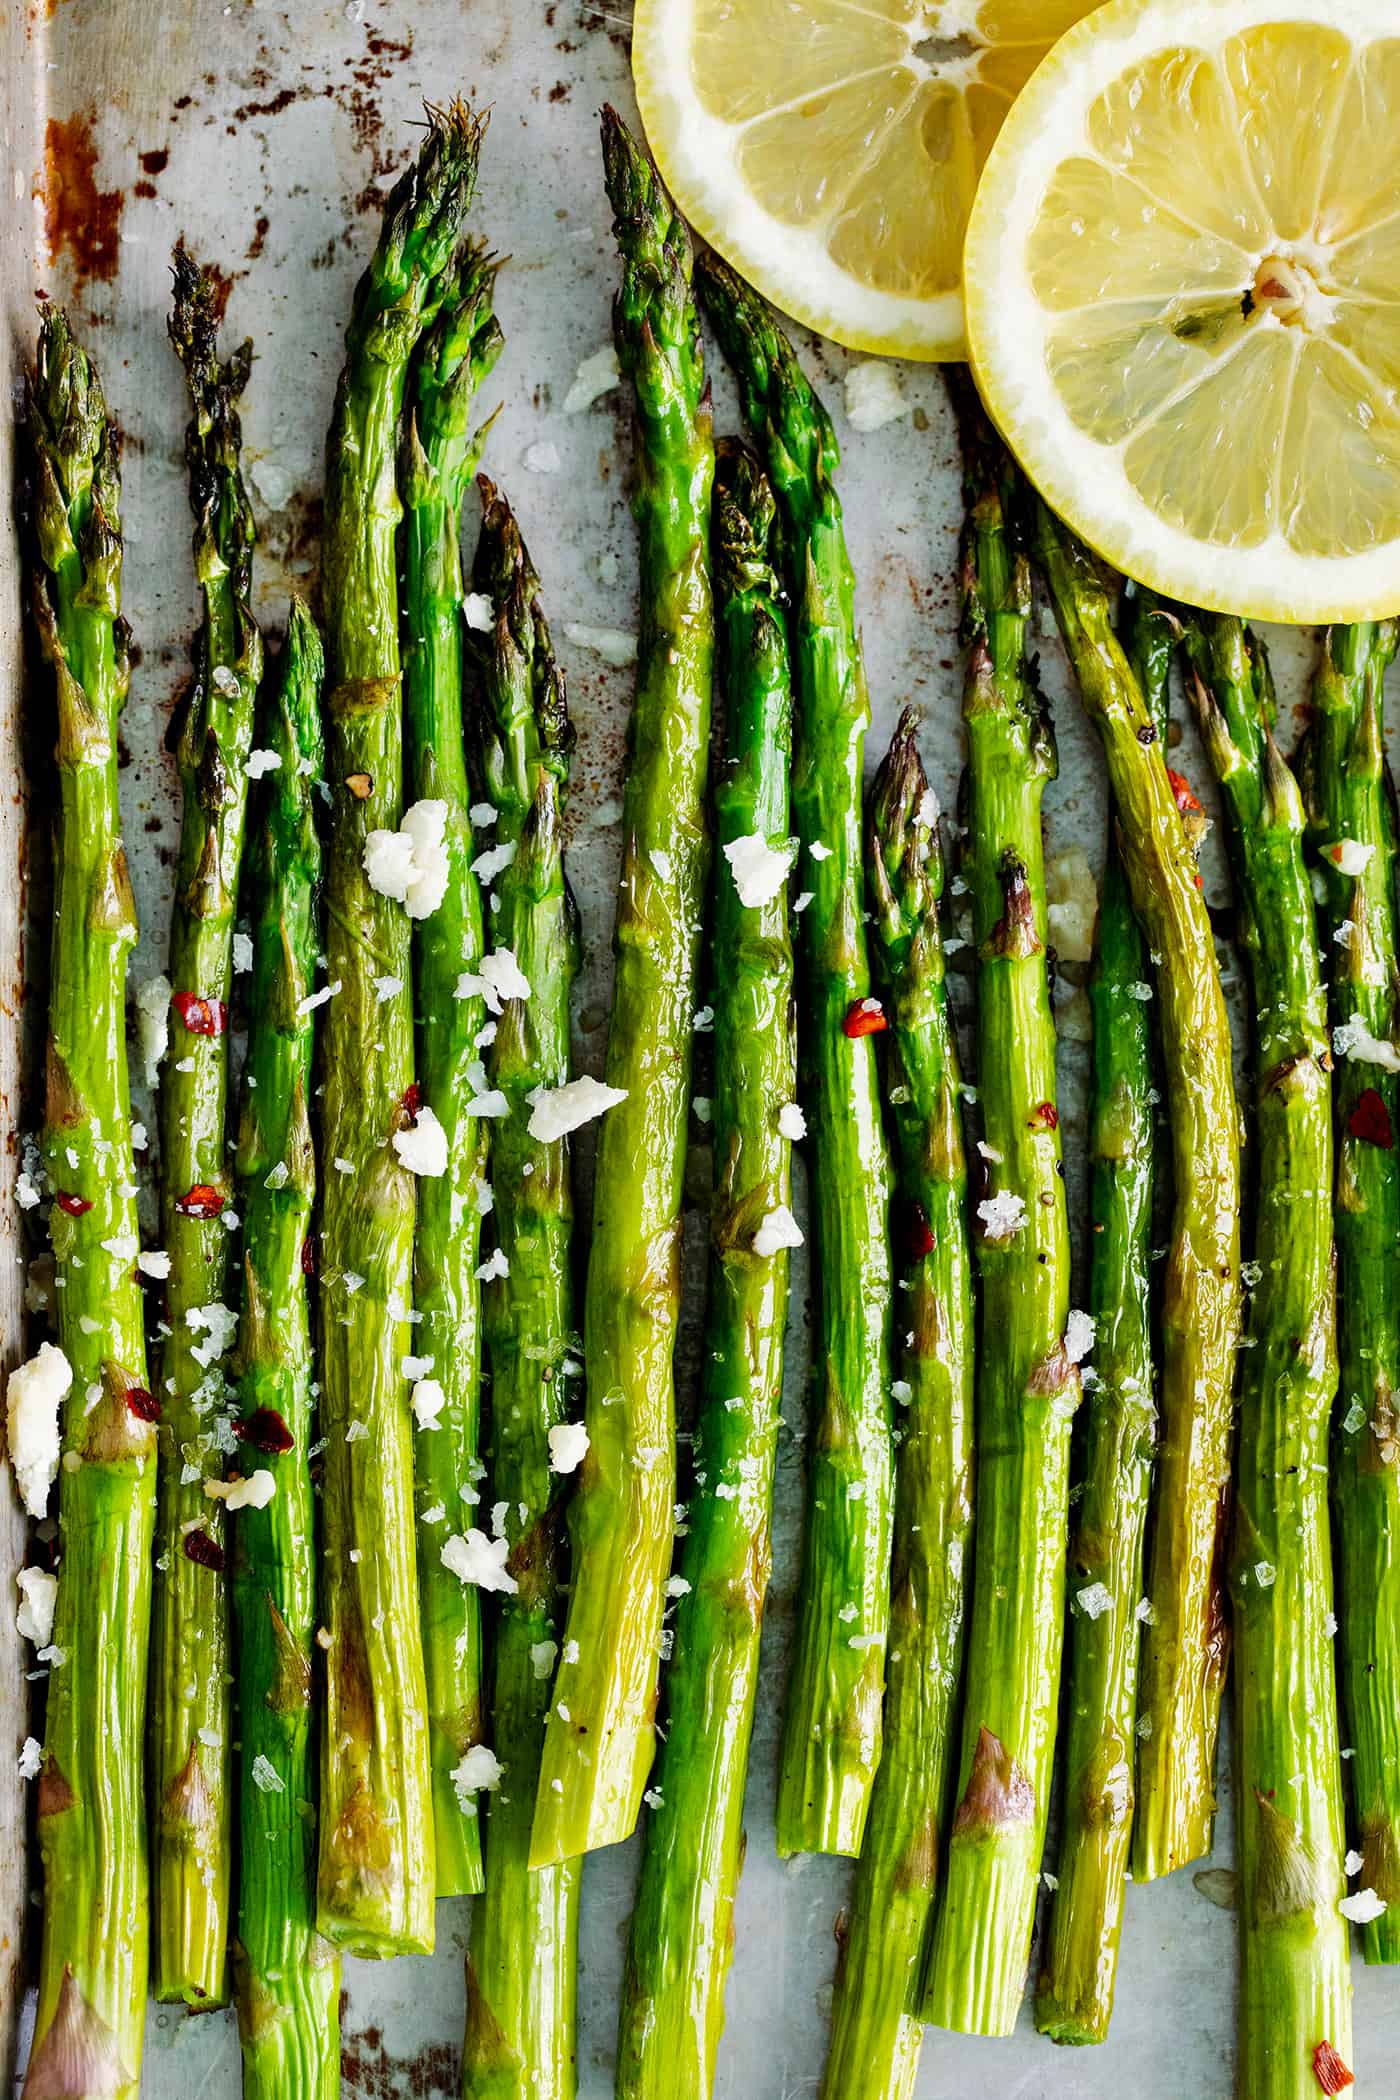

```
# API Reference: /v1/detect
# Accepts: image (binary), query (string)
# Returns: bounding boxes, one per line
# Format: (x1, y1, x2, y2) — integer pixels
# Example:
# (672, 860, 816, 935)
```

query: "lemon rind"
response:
(965, 0, 1400, 625)
(632, 0, 968, 361)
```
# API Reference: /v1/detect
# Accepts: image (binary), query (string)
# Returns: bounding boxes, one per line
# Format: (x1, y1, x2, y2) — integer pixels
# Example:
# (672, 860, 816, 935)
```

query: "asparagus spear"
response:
(230, 600, 341, 2099)
(1296, 619, 1400, 1963)
(460, 480, 582, 2099)
(922, 383, 1076, 2037)
(22, 309, 154, 2100)
(1035, 584, 1169, 2043)
(696, 250, 894, 1858)
(530, 109, 714, 1866)
(1033, 503, 1241, 1880)
(150, 246, 261, 2007)
(616, 439, 797, 2099)
(1185, 615, 1351, 2097)
(401, 240, 504, 1898)
(821, 709, 974, 2096)
(317, 102, 482, 1954)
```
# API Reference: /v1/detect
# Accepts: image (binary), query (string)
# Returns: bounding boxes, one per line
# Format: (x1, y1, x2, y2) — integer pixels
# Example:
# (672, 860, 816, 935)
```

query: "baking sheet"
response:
(4, 1, 1400, 2094)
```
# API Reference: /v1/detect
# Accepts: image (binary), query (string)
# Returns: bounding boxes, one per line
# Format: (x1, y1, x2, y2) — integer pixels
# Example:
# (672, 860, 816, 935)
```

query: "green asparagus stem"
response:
(821, 709, 974, 2097)
(922, 383, 1076, 2037)
(317, 102, 483, 1955)
(696, 250, 894, 1858)
(1033, 503, 1241, 1881)
(1296, 619, 1400, 1964)
(616, 440, 797, 2099)
(230, 600, 341, 2099)
(401, 241, 504, 1899)
(460, 480, 581, 2098)
(150, 246, 261, 2007)
(1184, 615, 1351, 2097)
(530, 109, 714, 1866)
(1035, 584, 1169, 2044)
(23, 309, 154, 2100)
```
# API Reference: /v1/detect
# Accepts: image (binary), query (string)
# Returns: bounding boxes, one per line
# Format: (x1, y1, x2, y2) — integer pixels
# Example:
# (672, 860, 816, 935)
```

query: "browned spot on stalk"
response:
(266, 1597, 312, 1715)
(1027, 1342, 1076, 1401)
(1358, 1815, 1400, 1906)
(1204, 1477, 1232, 1682)
(461, 1956, 509, 2073)
(1078, 1733, 1132, 1834)
(1253, 1792, 1323, 1923)
(162, 1739, 216, 1840)
(1364, 1385, 1400, 1473)
(987, 854, 1040, 961)
(37, 1757, 75, 1821)
(44, 1041, 81, 1129)
(896, 1814, 940, 1892)
(87, 1362, 158, 1461)
(23, 1966, 132, 2099)
(953, 1725, 1035, 1836)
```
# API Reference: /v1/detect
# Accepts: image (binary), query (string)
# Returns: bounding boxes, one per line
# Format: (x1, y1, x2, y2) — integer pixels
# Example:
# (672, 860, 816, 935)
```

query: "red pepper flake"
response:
(1313, 2041, 1355, 2094)
(182, 1530, 225, 1574)
(125, 1387, 160, 1423)
(54, 1192, 93, 1217)
(1348, 1088, 1393, 1150)
(301, 1235, 316, 1277)
(236, 1407, 294, 1455)
(402, 1081, 423, 1121)
(1167, 767, 1203, 817)
(176, 1183, 225, 1219)
(904, 1201, 936, 1260)
(1030, 1100, 1059, 1131)
(172, 992, 228, 1037)
(842, 998, 888, 1039)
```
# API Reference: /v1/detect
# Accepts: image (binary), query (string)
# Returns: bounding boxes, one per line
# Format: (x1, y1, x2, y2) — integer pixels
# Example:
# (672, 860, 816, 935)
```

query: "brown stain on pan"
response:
(42, 112, 123, 284)
(340, 2017, 459, 2098)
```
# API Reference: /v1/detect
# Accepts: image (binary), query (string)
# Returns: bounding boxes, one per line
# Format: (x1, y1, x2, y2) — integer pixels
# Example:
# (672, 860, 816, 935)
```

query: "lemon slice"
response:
(631, 0, 1098, 360)
(966, 0, 1400, 624)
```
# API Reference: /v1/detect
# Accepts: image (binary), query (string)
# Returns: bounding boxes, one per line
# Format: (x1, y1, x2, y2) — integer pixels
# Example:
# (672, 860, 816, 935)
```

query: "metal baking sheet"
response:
(4, 2, 1400, 2094)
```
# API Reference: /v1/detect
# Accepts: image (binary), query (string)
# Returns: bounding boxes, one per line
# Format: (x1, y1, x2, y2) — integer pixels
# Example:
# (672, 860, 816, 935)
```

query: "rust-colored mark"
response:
(43, 113, 123, 284)
(340, 2019, 460, 2099)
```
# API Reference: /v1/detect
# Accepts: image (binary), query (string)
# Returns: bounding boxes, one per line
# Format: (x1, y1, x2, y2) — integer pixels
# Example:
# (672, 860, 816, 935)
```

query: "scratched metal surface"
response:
(4, 1, 1400, 2096)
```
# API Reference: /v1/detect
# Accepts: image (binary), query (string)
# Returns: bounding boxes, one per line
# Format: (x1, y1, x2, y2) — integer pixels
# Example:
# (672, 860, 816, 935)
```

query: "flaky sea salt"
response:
(393, 1106, 450, 1178)
(753, 1205, 804, 1258)
(548, 1421, 590, 1474)
(724, 832, 796, 909)
(442, 1529, 518, 1594)
(527, 1077, 627, 1142)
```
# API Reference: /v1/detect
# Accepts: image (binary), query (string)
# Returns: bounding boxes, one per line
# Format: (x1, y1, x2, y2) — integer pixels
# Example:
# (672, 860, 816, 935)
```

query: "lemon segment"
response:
(631, 0, 1099, 360)
(965, 0, 1400, 623)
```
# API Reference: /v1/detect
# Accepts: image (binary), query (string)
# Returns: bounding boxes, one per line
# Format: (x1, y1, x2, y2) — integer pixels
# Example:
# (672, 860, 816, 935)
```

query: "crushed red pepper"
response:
(172, 992, 228, 1036)
(1348, 1088, 1394, 1150)
(842, 998, 888, 1039)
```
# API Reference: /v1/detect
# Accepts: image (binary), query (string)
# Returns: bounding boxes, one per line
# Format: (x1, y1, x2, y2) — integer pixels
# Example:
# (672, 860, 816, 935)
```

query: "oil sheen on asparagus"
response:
(25, 309, 156, 2100)
(924, 384, 1076, 2039)
(532, 109, 714, 1866)
(697, 250, 894, 1859)
(316, 103, 482, 1954)
(1035, 584, 1170, 2044)
(822, 709, 974, 2097)
(1186, 614, 1351, 2098)
(230, 602, 341, 2100)
(460, 481, 582, 2098)
(150, 249, 261, 2007)
(1034, 502, 1241, 1882)
(400, 240, 503, 1898)
(1297, 619, 1400, 1962)
(617, 439, 797, 2099)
